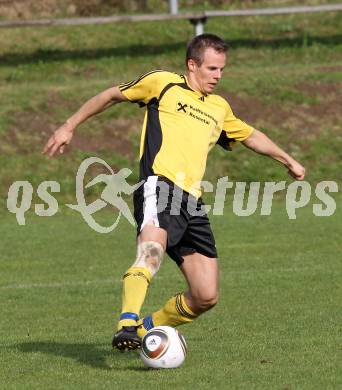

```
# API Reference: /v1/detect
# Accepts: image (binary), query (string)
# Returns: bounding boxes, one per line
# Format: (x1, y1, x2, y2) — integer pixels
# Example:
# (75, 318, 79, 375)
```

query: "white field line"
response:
(0, 266, 326, 291)
(0, 278, 118, 290)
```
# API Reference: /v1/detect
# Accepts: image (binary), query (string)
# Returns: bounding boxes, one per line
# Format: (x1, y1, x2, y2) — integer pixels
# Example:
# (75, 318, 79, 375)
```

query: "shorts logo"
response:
(176, 101, 188, 114)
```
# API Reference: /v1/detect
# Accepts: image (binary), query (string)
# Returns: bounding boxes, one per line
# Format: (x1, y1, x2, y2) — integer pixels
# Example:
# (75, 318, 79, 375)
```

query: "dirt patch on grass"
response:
(3, 80, 341, 158)
(1, 88, 140, 159)
(286, 81, 341, 138)
(315, 65, 342, 73)
(1, 112, 55, 155)
(225, 92, 288, 126)
(2, 112, 138, 159)
(72, 117, 139, 158)
(296, 80, 340, 100)
(224, 80, 341, 141)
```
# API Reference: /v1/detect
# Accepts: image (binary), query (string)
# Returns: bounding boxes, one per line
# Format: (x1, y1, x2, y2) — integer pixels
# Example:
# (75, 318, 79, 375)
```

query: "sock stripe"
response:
(175, 295, 190, 319)
(143, 315, 154, 331)
(123, 271, 150, 285)
(120, 312, 139, 321)
(175, 293, 197, 320)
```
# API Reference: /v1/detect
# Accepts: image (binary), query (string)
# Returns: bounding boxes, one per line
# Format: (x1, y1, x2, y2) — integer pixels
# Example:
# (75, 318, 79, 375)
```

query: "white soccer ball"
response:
(140, 326, 187, 369)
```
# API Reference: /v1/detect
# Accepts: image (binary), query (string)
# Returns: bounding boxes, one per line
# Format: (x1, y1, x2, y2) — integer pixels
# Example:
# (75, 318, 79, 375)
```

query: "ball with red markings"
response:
(140, 326, 187, 369)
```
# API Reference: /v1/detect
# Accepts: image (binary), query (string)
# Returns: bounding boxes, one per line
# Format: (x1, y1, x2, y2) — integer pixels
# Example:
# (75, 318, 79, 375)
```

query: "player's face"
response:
(187, 47, 226, 94)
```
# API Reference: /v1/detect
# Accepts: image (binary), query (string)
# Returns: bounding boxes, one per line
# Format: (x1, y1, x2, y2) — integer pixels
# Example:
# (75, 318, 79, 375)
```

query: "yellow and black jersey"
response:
(119, 70, 254, 198)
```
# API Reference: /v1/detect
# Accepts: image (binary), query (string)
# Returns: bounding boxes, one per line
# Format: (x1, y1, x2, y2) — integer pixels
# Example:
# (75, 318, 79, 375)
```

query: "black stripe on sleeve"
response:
(119, 69, 165, 92)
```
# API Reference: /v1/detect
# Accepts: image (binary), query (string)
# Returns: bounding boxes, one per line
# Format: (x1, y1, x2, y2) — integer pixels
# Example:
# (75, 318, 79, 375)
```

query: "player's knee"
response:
(193, 290, 219, 312)
(201, 293, 219, 311)
(133, 241, 164, 276)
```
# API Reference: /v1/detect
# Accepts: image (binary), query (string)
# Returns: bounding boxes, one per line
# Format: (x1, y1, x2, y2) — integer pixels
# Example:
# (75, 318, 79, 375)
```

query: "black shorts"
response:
(133, 175, 218, 266)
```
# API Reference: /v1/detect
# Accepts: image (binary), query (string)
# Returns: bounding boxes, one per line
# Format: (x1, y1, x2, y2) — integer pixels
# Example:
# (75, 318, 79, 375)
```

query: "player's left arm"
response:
(242, 129, 305, 180)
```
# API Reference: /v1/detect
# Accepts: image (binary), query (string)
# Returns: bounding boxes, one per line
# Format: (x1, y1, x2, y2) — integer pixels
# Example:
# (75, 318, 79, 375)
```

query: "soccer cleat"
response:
(112, 326, 141, 351)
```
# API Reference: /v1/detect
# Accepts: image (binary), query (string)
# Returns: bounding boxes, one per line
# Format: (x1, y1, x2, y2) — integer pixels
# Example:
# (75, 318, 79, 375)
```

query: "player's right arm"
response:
(42, 86, 127, 157)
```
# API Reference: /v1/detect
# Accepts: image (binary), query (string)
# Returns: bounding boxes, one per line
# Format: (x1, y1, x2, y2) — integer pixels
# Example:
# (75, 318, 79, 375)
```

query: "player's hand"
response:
(42, 123, 74, 157)
(287, 160, 305, 180)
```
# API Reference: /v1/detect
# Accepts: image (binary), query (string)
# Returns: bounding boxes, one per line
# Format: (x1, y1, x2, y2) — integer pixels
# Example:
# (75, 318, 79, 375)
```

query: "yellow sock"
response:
(153, 292, 198, 327)
(118, 267, 152, 330)
(137, 293, 198, 338)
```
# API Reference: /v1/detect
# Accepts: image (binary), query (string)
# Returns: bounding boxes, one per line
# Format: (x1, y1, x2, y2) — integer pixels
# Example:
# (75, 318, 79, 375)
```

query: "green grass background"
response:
(0, 9, 341, 202)
(0, 200, 341, 389)
(0, 4, 341, 389)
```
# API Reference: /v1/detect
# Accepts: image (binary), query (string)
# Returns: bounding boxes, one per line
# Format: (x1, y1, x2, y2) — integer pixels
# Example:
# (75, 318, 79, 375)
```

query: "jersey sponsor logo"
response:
(175, 101, 218, 126)
(176, 101, 188, 114)
(189, 111, 210, 125)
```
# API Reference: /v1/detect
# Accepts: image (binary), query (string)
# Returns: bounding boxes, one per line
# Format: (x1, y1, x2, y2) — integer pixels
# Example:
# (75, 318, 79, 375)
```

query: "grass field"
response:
(0, 4, 341, 389)
(0, 199, 341, 389)
(0, 9, 341, 201)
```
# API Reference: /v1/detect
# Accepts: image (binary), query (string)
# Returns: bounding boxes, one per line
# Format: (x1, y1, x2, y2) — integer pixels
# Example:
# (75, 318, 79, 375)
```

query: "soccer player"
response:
(43, 34, 305, 351)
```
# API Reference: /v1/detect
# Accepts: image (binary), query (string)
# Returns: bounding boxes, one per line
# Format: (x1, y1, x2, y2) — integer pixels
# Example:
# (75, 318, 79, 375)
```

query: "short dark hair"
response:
(186, 33, 229, 67)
